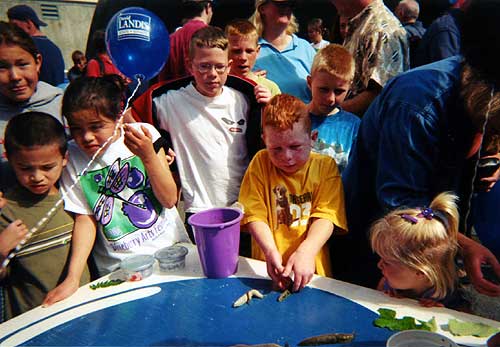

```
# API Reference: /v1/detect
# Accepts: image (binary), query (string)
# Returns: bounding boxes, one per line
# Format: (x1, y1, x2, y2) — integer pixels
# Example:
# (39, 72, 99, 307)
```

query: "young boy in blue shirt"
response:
(306, 44, 360, 174)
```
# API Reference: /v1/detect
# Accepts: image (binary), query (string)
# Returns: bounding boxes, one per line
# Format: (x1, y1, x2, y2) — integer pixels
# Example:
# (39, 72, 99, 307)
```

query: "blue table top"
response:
(0, 244, 498, 347)
(13, 278, 390, 346)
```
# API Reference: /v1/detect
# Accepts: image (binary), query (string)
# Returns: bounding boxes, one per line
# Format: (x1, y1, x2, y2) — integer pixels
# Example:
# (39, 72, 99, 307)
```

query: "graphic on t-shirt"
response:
(273, 184, 313, 228)
(221, 117, 246, 133)
(312, 139, 348, 172)
(80, 157, 162, 242)
(273, 184, 294, 226)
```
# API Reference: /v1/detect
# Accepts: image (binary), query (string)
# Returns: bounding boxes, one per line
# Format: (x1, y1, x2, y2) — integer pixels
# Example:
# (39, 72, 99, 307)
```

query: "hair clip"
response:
(418, 207, 434, 220)
(400, 213, 418, 224)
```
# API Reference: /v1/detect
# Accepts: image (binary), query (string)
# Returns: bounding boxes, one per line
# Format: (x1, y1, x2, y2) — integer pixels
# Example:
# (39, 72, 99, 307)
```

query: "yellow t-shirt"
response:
(239, 150, 347, 277)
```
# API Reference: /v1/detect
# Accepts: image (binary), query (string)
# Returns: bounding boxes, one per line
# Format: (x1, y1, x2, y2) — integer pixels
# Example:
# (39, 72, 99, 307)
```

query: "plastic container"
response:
(188, 207, 242, 278)
(120, 254, 155, 280)
(386, 330, 458, 347)
(155, 245, 188, 272)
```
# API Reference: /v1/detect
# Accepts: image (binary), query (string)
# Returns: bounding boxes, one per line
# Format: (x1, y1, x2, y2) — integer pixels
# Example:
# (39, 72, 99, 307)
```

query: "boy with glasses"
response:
(153, 26, 253, 241)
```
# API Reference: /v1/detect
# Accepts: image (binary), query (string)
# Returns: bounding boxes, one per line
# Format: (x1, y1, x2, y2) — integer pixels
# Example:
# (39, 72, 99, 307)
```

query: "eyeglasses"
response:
(195, 63, 228, 74)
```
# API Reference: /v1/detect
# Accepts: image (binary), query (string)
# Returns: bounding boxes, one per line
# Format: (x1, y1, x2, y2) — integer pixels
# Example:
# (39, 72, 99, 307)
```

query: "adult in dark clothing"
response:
(395, 0, 426, 67)
(7, 5, 65, 86)
(414, 0, 469, 67)
(331, 0, 500, 297)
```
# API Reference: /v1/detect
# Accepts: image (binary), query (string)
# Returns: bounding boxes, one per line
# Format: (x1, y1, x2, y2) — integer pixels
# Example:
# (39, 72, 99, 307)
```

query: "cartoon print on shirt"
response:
(81, 157, 162, 242)
(312, 139, 348, 172)
(273, 184, 294, 226)
(272, 184, 313, 229)
(221, 117, 246, 133)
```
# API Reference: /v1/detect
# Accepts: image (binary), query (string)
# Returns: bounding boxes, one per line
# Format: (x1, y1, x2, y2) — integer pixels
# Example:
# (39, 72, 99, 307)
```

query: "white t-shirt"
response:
(154, 83, 250, 213)
(311, 39, 330, 51)
(61, 122, 189, 275)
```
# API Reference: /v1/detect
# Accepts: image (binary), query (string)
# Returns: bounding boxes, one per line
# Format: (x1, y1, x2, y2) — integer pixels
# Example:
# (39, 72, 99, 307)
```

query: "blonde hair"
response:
(311, 44, 355, 82)
(369, 192, 460, 299)
(262, 94, 310, 133)
(225, 19, 259, 46)
(249, 0, 299, 36)
(189, 26, 228, 59)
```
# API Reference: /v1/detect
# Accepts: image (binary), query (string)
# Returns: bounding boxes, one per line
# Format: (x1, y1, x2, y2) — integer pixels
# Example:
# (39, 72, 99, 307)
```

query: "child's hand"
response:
(42, 277, 80, 307)
(254, 84, 272, 104)
(166, 148, 176, 165)
(264, 249, 287, 290)
(418, 298, 444, 308)
(0, 220, 28, 257)
(123, 124, 156, 163)
(476, 156, 500, 192)
(283, 249, 315, 292)
(383, 287, 405, 299)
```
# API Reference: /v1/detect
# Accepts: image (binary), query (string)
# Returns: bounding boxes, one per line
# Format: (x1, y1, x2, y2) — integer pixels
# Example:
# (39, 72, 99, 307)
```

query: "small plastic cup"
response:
(155, 245, 189, 272)
(120, 254, 155, 280)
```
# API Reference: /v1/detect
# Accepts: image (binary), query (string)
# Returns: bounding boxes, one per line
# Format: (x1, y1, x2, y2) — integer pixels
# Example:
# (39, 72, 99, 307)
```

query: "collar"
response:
(258, 34, 297, 53)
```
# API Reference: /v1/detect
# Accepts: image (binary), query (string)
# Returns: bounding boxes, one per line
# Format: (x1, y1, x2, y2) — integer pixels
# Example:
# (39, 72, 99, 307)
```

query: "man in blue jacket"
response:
(332, 0, 500, 297)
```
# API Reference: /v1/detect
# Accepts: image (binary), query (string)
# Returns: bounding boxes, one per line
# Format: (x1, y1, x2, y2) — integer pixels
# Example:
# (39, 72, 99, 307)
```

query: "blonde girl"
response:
(370, 192, 461, 307)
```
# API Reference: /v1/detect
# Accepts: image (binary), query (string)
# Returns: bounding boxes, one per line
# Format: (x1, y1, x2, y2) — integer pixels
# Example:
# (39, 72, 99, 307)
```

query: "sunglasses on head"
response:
(268, 0, 296, 9)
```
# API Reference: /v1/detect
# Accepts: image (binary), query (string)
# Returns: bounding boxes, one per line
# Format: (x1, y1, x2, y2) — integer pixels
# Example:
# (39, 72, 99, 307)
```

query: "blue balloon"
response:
(105, 7, 170, 81)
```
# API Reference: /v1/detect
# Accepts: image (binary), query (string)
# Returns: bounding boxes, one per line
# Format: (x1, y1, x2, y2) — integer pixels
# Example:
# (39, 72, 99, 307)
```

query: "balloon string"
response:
(1, 78, 143, 271)
(463, 86, 495, 235)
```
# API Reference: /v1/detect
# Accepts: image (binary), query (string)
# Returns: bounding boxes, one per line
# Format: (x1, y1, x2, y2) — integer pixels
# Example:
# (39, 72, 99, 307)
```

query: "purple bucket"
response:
(188, 207, 243, 278)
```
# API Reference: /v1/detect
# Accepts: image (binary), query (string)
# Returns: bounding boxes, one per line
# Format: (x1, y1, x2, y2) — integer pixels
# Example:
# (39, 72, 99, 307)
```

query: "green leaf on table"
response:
(373, 308, 437, 332)
(89, 279, 125, 290)
(378, 308, 397, 319)
(448, 318, 499, 337)
(419, 317, 438, 332)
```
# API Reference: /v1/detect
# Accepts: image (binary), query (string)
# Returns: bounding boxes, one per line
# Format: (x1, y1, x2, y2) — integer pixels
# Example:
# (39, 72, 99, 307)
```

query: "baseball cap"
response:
(7, 5, 47, 27)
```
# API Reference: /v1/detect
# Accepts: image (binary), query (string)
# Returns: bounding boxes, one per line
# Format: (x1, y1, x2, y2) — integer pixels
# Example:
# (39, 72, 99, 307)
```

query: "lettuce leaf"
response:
(373, 308, 437, 332)
(448, 318, 499, 338)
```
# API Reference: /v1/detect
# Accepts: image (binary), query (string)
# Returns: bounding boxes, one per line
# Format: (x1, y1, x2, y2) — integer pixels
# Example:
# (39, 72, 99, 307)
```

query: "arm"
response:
(374, 101, 441, 211)
(247, 220, 288, 290)
(340, 87, 381, 117)
(283, 218, 334, 291)
(459, 233, 500, 296)
(43, 214, 97, 306)
(0, 220, 28, 259)
(0, 220, 29, 280)
(123, 124, 177, 208)
(342, 26, 407, 117)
